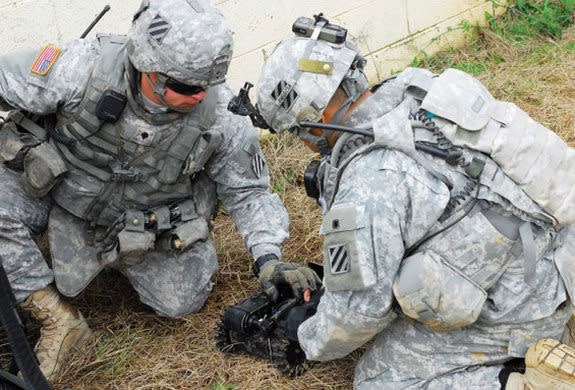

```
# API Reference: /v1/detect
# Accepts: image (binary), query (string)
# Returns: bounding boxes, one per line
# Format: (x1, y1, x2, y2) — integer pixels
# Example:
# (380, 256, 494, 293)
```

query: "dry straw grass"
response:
(2, 23, 575, 390)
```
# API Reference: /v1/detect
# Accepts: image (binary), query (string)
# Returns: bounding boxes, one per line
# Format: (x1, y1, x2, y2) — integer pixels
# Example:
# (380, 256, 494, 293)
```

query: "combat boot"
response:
(562, 313, 575, 349)
(20, 285, 93, 380)
(505, 339, 575, 390)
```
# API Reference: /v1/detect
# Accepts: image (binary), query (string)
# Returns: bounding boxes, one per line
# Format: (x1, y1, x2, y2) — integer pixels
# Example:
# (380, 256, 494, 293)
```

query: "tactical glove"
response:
(257, 259, 321, 302)
(285, 288, 324, 341)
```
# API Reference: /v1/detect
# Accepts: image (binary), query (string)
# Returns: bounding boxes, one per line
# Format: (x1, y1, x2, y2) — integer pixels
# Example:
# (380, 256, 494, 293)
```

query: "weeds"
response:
(414, 0, 575, 74)
(213, 381, 239, 390)
(491, 0, 575, 41)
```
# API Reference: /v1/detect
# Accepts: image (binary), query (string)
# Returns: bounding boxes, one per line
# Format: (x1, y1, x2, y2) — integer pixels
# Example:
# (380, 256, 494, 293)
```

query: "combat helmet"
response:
(253, 14, 369, 152)
(127, 0, 233, 89)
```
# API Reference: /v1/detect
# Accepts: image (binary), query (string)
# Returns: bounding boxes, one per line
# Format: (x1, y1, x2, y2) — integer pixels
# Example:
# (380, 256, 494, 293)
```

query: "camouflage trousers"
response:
(0, 164, 217, 317)
(353, 303, 572, 389)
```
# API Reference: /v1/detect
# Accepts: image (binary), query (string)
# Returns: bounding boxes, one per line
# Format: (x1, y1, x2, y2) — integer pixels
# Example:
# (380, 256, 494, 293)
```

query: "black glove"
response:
(284, 288, 324, 341)
(257, 258, 321, 302)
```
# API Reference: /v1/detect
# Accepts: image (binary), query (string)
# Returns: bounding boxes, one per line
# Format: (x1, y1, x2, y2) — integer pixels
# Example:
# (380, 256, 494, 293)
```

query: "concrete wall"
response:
(0, 0, 506, 91)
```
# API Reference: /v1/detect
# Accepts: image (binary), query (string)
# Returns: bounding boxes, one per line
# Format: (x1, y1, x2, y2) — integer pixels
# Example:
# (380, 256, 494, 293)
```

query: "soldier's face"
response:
(301, 87, 372, 152)
(300, 90, 345, 152)
(140, 72, 207, 109)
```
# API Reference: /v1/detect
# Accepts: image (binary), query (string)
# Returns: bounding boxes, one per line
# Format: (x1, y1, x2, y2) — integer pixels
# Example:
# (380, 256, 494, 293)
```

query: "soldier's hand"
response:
(258, 261, 321, 302)
(285, 288, 324, 341)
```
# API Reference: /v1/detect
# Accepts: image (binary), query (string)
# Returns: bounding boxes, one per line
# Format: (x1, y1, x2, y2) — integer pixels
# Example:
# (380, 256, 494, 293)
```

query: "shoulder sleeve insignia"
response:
(30, 45, 61, 76)
(251, 153, 266, 178)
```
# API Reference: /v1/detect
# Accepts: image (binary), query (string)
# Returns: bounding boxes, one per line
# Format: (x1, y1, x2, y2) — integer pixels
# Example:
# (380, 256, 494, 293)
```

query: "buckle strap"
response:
(110, 166, 142, 182)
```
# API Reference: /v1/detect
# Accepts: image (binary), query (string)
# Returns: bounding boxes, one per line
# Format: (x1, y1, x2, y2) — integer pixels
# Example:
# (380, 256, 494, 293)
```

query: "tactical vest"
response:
(49, 35, 221, 226)
(318, 77, 560, 330)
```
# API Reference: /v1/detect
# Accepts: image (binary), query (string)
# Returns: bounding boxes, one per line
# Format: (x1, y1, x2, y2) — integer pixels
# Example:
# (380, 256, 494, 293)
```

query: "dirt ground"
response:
(2, 24, 575, 390)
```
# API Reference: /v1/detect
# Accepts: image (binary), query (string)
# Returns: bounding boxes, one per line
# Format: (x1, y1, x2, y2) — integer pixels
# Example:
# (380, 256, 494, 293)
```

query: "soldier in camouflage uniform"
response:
(0, 0, 319, 380)
(250, 16, 575, 390)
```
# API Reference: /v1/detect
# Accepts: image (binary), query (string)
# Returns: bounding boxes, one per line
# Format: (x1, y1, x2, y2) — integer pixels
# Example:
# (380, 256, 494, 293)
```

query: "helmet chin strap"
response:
(295, 106, 333, 155)
(124, 59, 183, 125)
(288, 126, 331, 155)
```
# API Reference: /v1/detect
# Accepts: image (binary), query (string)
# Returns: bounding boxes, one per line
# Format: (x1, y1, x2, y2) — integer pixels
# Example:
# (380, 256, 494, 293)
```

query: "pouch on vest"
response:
(116, 210, 156, 265)
(393, 250, 487, 330)
(161, 217, 209, 251)
(182, 131, 222, 176)
(0, 120, 41, 169)
(419, 68, 575, 226)
(156, 200, 210, 251)
(22, 141, 68, 197)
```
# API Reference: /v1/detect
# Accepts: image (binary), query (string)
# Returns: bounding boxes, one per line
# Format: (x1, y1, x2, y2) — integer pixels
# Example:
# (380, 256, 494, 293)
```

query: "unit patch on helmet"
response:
(251, 152, 266, 178)
(271, 81, 298, 111)
(148, 14, 171, 44)
(328, 244, 350, 274)
(30, 45, 61, 76)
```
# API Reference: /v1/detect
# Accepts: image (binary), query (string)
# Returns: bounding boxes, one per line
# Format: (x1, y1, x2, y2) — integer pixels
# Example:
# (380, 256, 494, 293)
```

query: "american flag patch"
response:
(30, 45, 61, 76)
(328, 244, 351, 274)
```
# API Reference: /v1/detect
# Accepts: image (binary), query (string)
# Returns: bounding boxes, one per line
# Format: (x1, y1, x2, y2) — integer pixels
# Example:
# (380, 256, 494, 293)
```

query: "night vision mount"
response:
(227, 82, 271, 130)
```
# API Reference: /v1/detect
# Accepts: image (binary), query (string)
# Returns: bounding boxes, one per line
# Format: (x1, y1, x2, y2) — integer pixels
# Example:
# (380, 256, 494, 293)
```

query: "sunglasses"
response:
(164, 76, 205, 96)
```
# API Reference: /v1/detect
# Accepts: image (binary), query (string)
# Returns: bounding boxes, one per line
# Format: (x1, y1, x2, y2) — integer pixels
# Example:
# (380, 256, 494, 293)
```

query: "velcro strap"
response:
(9, 111, 47, 140)
(520, 222, 537, 287)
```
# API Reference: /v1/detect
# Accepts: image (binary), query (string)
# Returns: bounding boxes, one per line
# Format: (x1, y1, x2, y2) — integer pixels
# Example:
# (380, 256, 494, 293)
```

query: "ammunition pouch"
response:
(115, 210, 156, 266)
(156, 199, 210, 251)
(22, 141, 68, 198)
(164, 218, 209, 251)
(0, 120, 41, 170)
(99, 202, 211, 266)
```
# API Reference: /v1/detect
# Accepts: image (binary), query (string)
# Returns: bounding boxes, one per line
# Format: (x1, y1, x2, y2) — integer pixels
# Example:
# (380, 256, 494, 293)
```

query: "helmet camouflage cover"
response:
(256, 37, 359, 133)
(127, 0, 233, 88)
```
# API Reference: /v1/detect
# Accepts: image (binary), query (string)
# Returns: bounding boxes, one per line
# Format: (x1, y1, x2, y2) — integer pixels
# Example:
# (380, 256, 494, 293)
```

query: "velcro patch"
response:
(30, 45, 61, 76)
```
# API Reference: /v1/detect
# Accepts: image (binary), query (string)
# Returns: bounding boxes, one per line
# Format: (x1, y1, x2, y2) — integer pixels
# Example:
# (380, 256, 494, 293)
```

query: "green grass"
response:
(490, 0, 575, 41)
(413, 0, 575, 74)
(212, 380, 239, 390)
